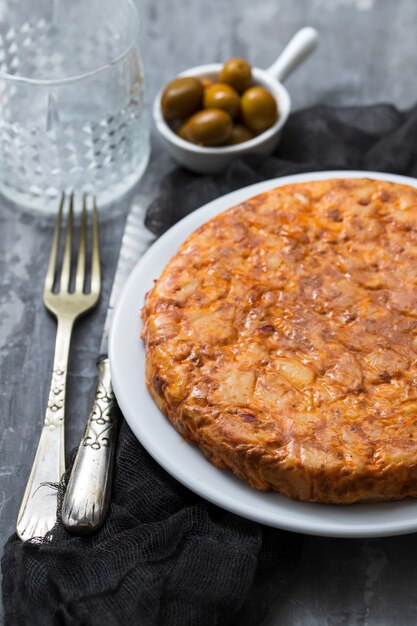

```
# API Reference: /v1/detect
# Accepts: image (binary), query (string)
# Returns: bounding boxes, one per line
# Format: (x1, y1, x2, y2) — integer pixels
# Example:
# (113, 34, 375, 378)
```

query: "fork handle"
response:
(61, 357, 120, 534)
(17, 317, 73, 541)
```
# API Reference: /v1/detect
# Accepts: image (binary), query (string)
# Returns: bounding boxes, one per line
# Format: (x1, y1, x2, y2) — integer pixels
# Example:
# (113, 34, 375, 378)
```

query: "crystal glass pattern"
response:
(0, 0, 149, 212)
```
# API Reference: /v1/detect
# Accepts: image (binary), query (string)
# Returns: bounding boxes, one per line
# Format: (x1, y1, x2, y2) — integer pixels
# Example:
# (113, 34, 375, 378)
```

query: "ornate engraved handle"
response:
(17, 318, 72, 541)
(61, 357, 120, 534)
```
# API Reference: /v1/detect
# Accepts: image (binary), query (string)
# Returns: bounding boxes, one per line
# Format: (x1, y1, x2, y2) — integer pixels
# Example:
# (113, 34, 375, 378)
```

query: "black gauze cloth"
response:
(3, 102, 417, 626)
(146, 103, 417, 236)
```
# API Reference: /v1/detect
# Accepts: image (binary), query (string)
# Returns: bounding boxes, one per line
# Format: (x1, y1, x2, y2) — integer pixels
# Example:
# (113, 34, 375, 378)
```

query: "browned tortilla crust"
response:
(141, 178, 417, 504)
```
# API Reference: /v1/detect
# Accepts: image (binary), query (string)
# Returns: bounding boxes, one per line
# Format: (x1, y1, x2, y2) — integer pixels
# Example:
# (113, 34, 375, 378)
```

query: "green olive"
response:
(203, 83, 240, 118)
(240, 86, 278, 133)
(201, 78, 214, 89)
(178, 109, 233, 146)
(226, 123, 255, 145)
(219, 58, 252, 94)
(161, 77, 204, 121)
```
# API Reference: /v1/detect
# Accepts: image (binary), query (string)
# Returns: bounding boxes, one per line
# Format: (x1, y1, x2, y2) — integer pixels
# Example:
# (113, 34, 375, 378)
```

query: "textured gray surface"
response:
(1, 0, 417, 624)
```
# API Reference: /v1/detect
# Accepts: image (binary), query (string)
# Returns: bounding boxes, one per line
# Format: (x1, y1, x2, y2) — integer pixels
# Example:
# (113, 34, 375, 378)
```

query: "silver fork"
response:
(16, 192, 101, 542)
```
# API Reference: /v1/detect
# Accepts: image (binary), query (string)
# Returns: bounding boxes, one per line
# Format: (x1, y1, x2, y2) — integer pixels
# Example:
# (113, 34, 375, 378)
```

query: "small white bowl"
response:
(153, 27, 319, 174)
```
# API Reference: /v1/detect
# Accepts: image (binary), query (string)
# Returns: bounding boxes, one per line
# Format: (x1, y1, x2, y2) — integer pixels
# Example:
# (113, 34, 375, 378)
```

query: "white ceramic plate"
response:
(109, 170, 417, 538)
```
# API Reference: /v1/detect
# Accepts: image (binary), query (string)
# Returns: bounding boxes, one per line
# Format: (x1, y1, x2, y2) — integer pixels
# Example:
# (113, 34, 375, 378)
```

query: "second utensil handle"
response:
(61, 357, 120, 534)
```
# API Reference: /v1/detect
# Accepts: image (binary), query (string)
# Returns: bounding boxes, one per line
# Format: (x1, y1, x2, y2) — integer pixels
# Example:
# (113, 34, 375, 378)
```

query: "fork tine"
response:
(75, 193, 87, 294)
(44, 193, 65, 293)
(90, 196, 101, 295)
(60, 191, 74, 292)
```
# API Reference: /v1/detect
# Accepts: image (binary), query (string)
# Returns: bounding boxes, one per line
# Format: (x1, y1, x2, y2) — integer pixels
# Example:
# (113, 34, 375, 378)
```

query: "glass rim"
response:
(0, 0, 140, 86)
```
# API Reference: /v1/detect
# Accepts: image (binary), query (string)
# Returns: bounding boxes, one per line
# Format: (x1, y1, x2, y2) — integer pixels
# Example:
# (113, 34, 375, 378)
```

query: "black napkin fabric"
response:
(146, 103, 417, 236)
(3, 102, 417, 626)
(3, 421, 301, 626)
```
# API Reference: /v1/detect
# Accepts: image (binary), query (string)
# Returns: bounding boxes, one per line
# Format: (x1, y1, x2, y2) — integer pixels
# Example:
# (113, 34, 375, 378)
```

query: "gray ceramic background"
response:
(1, 0, 417, 624)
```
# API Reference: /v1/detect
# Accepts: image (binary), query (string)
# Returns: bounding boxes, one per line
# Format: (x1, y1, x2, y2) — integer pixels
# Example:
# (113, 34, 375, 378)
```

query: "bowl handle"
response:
(266, 27, 319, 83)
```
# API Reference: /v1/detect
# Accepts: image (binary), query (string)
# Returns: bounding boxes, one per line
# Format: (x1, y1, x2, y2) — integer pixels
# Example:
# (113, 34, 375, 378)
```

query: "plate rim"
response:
(109, 169, 417, 538)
